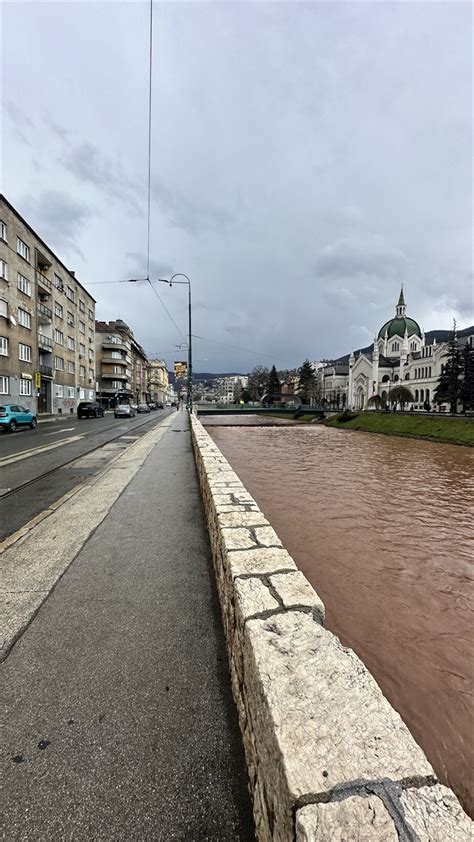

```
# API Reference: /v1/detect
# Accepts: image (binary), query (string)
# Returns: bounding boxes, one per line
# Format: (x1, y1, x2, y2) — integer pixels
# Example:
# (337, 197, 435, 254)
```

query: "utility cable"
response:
(192, 333, 286, 363)
(146, 0, 153, 282)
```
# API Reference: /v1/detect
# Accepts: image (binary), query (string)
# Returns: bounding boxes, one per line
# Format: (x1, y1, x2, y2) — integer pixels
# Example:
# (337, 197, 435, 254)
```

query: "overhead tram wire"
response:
(146, 0, 153, 284)
(191, 333, 287, 363)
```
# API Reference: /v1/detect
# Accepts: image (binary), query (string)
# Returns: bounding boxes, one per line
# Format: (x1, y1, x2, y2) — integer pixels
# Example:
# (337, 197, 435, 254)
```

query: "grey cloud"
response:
(315, 237, 410, 280)
(125, 252, 173, 281)
(23, 191, 91, 258)
(152, 177, 234, 236)
(62, 142, 142, 213)
(4, 101, 34, 145)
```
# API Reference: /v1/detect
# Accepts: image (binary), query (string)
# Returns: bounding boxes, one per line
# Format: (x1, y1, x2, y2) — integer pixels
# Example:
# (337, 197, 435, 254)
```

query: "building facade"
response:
(317, 288, 474, 411)
(148, 359, 169, 405)
(0, 195, 96, 415)
(95, 319, 149, 407)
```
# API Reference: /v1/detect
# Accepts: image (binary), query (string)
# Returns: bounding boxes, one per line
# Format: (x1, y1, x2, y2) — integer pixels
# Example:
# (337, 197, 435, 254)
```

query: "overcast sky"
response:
(2, 1, 472, 372)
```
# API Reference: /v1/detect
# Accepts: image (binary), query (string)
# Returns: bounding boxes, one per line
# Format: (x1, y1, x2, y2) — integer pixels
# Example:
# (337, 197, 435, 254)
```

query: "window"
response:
(0, 259, 7, 279)
(66, 286, 75, 302)
(55, 384, 64, 398)
(79, 365, 86, 377)
(415, 390, 419, 401)
(67, 311, 75, 326)
(55, 356, 64, 371)
(19, 378, 32, 396)
(67, 336, 75, 351)
(88, 328, 94, 341)
(55, 302, 63, 318)
(79, 342, 85, 356)
(18, 308, 31, 329)
(67, 361, 75, 374)
(19, 343, 32, 362)
(0, 299, 7, 318)
(88, 368, 94, 380)
(392, 342, 399, 352)
(88, 308, 94, 320)
(54, 329, 64, 345)
(429, 366, 432, 377)
(0, 336, 8, 355)
(0, 220, 6, 241)
(17, 273, 31, 296)
(88, 348, 94, 361)
(111, 351, 122, 359)
(88, 389, 95, 400)
(79, 388, 86, 400)
(16, 237, 30, 261)
(67, 386, 75, 398)
(79, 299, 85, 313)
(54, 274, 64, 291)
(111, 380, 123, 389)
(113, 365, 123, 374)
(0, 375, 9, 394)
(79, 320, 85, 334)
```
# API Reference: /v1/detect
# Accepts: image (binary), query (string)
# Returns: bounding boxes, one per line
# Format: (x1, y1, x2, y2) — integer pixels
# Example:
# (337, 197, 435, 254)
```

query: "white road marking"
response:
(0, 435, 84, 467)
(45, 427, 77, 436)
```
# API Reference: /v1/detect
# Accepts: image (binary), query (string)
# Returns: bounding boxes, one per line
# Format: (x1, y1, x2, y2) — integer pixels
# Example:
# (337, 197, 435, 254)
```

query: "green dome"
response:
(378, 316, 421, 340)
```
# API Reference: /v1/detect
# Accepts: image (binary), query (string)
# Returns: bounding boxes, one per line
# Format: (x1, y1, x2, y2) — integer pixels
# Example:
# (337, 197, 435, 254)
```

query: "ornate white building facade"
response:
(318, 288, 473, 411)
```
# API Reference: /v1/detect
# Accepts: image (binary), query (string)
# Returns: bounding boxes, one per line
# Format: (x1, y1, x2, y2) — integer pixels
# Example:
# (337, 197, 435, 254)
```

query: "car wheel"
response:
(9, 420, 17, 432)
(30, 418, 37, 429)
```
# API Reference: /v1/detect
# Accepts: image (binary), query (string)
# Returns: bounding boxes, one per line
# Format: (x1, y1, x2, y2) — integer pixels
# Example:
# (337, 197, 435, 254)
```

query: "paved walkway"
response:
(2, 413, 254, 840)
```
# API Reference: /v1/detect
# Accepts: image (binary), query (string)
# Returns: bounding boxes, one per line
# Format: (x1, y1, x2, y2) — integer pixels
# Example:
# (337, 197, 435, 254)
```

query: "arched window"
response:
(392, 342, 399, 352)
(405, 373, 410, 380)
(415, 389, 419, 401)
(394, 375, 399, 382)
(420, 389, 424, 402)
(410, 341, 416, 351)
(382, 374, 390, 383)
(429, 366, 431, 377)
(425, 388, 430, 402)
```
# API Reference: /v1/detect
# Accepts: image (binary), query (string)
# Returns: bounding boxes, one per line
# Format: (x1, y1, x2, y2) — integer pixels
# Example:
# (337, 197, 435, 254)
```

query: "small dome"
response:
(378, 316, 421, 340)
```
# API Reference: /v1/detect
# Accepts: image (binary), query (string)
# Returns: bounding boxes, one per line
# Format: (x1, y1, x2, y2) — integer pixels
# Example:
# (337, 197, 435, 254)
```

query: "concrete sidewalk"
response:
(2, 413, 254, 840)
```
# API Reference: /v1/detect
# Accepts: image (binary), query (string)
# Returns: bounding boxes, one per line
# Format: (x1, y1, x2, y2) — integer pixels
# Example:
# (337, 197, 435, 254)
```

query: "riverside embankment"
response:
(324, 410, 474, 446)
(203, 418, 473, 823)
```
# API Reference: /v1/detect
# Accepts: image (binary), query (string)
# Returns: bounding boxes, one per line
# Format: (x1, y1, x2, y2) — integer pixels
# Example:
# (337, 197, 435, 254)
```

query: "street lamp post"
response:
(158, 274, 193, 412)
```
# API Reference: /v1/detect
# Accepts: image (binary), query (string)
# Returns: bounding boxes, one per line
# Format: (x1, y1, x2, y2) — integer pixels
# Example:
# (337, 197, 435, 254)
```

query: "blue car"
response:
(0, 404, 38, 432)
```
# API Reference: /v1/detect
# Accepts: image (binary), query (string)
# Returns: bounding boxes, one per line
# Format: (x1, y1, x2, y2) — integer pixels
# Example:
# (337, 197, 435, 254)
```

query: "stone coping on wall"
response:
(190, 414, 472, 841)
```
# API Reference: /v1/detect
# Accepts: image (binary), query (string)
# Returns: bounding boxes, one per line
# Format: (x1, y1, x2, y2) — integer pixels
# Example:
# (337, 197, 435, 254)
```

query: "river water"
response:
(207, 420, 474, 816)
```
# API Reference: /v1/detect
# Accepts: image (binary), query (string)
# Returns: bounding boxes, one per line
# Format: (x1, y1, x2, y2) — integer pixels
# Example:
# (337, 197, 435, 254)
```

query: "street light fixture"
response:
(157, 274, 193, 412)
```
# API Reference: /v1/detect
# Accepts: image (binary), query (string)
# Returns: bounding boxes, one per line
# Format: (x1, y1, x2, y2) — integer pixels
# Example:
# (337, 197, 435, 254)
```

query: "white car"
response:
(114, 403, 136, 418)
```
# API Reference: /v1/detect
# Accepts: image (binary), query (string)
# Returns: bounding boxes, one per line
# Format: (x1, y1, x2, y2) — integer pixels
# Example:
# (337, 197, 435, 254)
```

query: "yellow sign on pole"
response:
(174, 361, 188, 380)
(34, 372, 41, 389)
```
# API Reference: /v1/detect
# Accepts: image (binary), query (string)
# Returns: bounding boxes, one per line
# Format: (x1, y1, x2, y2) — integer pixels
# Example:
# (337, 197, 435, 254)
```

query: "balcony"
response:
(37, 302, 53, 324)
(102, 340, 128, 351)
(101, 372, 128, 380)
(38, 333, 53, 350)
(36, 270, 52, 295)
(39, 364, 53, 378)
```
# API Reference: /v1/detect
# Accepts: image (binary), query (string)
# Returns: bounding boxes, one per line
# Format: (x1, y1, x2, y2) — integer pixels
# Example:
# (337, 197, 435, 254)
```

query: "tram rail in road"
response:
(0, 409, 174, 543)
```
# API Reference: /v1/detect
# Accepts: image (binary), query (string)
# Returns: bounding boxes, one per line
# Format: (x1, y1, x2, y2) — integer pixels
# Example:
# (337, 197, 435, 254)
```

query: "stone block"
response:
(221, 527, 257, 551)
(227, 547, 297, 579)
(254, 526, 282, 547)
(269, 571, 325, 623)
(296, 797, 398, 841)
(242, 611, 434, 839)
(218, 511, 269, 528)
(234, 577, 279, 620)
(400, 785, 473, 840)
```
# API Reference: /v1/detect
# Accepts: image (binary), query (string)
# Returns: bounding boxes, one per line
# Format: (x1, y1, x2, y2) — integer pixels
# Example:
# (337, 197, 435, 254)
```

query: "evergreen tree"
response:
(433, 326, 462, 413)
(298, 359, 316, 404)
(267, 365, 281, 398)
(459, 340, 474, 412)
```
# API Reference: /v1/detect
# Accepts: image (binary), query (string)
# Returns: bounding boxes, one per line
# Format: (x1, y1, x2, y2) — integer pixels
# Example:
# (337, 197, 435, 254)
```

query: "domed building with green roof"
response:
(319, 287, 473, 411)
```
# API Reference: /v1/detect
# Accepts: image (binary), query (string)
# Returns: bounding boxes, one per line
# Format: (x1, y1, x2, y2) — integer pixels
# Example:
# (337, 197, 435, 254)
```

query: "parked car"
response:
(147, 402, 157, 410)
(137, 403, 150, 413)
(114, 403, 136, 418)
(0, 404, 37, 432)
(131, 403, 138, 411)
(157, 402, 164, 409)
(77, 401, 105, 419)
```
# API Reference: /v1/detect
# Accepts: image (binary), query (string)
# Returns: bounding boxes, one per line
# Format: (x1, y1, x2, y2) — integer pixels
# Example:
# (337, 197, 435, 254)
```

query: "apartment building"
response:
(95, 319, 149, 407)
(0, 195, 96, 415)
(148, 358, 169, 405)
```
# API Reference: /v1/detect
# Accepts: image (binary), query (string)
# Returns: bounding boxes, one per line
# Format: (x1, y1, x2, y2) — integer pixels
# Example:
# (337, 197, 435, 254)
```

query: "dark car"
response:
(137, 403, 150, 413)
(77, 401, 105, 419)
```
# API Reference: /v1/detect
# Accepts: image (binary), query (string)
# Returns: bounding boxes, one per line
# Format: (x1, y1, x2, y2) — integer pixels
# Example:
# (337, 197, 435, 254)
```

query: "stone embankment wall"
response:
(191, 415, 472, 841)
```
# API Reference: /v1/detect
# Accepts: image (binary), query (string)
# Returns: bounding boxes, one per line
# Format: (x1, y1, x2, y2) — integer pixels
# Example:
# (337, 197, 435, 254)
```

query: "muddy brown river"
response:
(207, 420, 474, 817)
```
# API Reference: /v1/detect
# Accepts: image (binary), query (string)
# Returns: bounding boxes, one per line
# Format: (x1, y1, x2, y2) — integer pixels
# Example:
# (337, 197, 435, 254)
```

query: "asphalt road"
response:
(0, 410, 174, 542)
(2, 412, 255, 840)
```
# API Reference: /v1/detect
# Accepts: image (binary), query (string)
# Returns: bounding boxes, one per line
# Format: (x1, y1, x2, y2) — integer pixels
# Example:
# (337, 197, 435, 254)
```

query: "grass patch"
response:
(324, 412, 474, 446)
